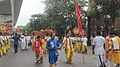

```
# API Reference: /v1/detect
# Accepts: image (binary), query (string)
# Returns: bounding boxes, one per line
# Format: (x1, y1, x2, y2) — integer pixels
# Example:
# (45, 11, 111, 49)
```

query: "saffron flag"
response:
(74, 0, 84, 37)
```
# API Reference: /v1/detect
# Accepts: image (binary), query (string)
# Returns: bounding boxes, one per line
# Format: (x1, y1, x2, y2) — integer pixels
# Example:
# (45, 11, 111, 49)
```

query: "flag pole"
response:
(82, 52, 85, 64)
(74, 0, 85, 64)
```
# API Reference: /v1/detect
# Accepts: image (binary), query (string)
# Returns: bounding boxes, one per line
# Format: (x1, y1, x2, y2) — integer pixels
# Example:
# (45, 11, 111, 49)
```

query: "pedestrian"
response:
(12, 33, 21, 54)
(74, 34, 81, 53)
(45, 33, 51, 41)
(0, 32, 4, 57)
(43, 33, 51, 54)
(108, 32, 120, 67)
(93, 31, 106, 67)
(4, 33, 10, 51)
(31, 33, 37, 47)
(32, 36, 44, 63)
(20, 35, 25, 51)
(61, 30, 74, 64)
(41, 38, 46, 53)
(24, 33, 31, 50)
(46, 33, 60, 67)
(81, 35, 88, 54)
(0, 41, 2, 57)
(27, 34, 31, 49)
(0, 32, 6, 55)
(104, 32, 113, 67)
(90, 35, 94, 46)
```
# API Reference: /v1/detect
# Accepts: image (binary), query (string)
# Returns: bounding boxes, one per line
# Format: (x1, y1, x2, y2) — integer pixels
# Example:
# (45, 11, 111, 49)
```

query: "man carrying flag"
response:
(74, 0, 86, 64)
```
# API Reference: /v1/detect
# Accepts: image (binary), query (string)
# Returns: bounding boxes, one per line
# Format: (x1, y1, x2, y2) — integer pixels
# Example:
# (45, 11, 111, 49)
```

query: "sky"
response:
(16, 0, 45, 26)
(16, 0, 88, 27)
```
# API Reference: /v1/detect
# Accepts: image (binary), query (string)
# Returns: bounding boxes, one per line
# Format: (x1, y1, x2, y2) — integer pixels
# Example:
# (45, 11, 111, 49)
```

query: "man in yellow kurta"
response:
(104, 33, 115, 67)
(109, 34, 120, 67)
(81, 35, 88, 54)
(0, 33, 6, 55)
(61, 30, 74, 64)
(42, 33, 51, 53)
(105, 34, 111, 60)
(4, 33, 10, 51)
(7, 34, 10, 50)
(74, 34, 81, 53)
(31, 33, 36, 47)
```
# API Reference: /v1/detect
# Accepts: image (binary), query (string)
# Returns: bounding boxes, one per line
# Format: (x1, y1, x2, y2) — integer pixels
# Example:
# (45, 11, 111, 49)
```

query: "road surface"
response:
(0, 46, 97, 67)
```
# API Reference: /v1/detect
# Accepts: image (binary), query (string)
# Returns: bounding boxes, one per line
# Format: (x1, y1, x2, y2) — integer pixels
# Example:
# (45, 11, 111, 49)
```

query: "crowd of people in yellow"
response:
(0, 30, 120, 67)
(0, 32, 11, 57)
(104, 32, 120, 67)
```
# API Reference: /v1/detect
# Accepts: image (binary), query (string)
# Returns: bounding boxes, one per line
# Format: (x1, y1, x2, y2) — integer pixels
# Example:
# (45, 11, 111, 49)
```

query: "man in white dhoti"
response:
(93, 31, 106, 67)
(21, 35, 26, 51)
(26, 35, 31, 50)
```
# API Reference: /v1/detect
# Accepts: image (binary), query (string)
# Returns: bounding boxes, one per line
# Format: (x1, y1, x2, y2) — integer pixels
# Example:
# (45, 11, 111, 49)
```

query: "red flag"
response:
(74, 0, 84, 37)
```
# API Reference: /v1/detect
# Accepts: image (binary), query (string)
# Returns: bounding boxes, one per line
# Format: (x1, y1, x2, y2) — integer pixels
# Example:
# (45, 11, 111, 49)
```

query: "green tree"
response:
(24, 0, 87, 36)
(89, 0, 120, 35)
(44, 0, 87, 36)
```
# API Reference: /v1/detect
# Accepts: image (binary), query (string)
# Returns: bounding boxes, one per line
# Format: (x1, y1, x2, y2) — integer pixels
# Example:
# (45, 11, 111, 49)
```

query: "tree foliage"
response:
(24, 0, 87, 36)
(43, 0, 87, 36)
(89, 0, 120, 35)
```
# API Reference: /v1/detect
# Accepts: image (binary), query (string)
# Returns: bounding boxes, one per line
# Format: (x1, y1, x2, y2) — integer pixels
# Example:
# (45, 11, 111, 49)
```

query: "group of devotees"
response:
(0, 30, 120, 67)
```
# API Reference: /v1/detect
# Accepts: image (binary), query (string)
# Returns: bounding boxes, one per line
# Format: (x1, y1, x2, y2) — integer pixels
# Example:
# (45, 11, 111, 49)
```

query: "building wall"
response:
(0, 15, 12, 22)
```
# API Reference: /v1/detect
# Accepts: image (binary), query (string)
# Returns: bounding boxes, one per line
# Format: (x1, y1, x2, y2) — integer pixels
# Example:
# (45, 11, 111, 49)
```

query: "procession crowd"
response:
(0, 30, 120, 67)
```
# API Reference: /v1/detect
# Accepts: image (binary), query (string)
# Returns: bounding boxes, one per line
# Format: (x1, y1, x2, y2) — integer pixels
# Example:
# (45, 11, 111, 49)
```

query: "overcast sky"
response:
(16, 0, 45, 26)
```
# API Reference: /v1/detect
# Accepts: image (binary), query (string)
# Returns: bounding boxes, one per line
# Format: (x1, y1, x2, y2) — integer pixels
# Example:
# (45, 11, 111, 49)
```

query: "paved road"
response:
(0, 46, 97, 67)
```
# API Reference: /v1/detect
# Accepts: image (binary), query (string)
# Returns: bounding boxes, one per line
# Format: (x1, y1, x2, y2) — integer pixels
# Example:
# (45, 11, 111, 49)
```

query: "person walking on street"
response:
(81, 35, 88, 54)
(61, 30, 74, 64)
(20, 34, 25, 51)
(0, 32, 6, 55)
(12, 33, 21, 54)
(93, 31, 106, 67)
(108, 32, 120, 67)
(46, 33, 60, 67)
(32, 36, 44, 63)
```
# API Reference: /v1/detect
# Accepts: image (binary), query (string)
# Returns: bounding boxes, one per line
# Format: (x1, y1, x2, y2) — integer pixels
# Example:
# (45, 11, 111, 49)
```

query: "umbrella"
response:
(43, 29, 53, 36)
(30, 31, 40, 36)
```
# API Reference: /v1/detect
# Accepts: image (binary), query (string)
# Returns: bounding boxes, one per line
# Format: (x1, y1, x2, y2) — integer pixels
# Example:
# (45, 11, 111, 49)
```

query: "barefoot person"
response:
(46, 33, 60, 67)
(109, 32, 120, 67)
(81, 35, 88, 54)
(61, 30, 74, 64)
(12, 33, 21, 54)
(32, 36, 44, 63)
(93, 31, 106, 67)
